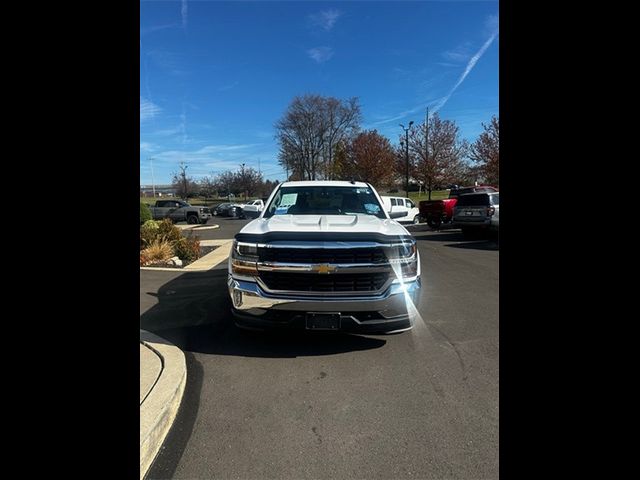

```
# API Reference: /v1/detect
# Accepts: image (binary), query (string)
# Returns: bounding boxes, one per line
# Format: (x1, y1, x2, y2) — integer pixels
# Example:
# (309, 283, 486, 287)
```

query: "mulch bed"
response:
(142, 245, 219, 269)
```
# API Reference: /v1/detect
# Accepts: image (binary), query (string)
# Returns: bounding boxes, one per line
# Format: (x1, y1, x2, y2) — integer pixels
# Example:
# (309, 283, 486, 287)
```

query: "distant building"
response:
(140, 185, 177, 197)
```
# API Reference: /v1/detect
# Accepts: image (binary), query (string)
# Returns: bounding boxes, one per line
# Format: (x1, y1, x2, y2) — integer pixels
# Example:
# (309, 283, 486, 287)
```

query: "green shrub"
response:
(140, 202, 152, 225)
(142, 219, 159, 229)
(156, 218, 183, 244)
(173, 236, 201, 263)
(140, 220, 161, 249)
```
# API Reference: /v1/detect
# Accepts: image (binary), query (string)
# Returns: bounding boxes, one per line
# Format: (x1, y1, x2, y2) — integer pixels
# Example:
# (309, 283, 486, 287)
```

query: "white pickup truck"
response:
(227, 181, 421, 333)
(240, 199, 264, 219)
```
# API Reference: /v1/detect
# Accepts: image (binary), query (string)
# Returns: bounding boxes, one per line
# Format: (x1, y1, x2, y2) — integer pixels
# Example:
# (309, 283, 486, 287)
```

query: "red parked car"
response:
(419, 185, 498, 228)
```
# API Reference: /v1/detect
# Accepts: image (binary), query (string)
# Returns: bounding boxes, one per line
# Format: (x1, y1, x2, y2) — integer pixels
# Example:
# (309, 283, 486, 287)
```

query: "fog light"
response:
(233, 289, 243, 307)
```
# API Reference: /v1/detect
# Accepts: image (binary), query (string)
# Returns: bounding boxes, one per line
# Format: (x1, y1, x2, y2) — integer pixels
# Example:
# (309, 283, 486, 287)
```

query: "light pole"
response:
(179, 161, 188, 201)
(400, 121, 414, 198)
(149, 157, 157, 198)
(240, 163, 246, 200)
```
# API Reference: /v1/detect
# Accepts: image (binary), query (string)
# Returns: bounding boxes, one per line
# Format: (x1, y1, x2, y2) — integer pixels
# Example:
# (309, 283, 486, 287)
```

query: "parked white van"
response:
(380, 196, 420, 224)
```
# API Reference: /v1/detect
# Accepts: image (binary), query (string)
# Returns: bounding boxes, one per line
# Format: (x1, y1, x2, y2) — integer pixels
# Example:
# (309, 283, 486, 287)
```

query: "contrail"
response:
(181, 0, 188, 28)
(433, 30, 498, 113)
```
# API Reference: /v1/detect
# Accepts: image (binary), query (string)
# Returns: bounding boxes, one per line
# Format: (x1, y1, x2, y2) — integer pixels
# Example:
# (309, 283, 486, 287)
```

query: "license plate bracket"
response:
(306, 312, 341, 330)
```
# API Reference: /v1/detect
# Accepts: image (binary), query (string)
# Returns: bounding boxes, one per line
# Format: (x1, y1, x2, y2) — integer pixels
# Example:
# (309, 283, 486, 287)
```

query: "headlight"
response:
(397, 241, 417, 259)
(387, 240, 418, 280)
(230, 240, 259, 276)
(386, 240, 417, 261)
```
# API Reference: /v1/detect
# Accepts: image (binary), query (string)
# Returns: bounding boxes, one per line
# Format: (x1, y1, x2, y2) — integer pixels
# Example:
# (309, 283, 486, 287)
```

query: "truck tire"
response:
(461, 227, 477, 239)
(187, 214, 199, 224)
(413, 215, 420, 224)
(427, 217, 442, 229)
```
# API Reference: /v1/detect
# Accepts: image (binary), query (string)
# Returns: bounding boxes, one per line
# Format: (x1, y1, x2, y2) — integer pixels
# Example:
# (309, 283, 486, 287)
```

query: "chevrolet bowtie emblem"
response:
(314, 264, 336, 274)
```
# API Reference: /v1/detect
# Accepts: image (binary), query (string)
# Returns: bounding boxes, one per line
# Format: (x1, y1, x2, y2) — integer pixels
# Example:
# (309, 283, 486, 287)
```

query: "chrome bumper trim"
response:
(228, 274, 421, 317)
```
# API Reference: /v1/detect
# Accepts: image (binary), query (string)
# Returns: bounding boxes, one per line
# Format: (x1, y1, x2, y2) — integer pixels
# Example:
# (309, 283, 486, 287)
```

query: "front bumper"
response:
(227, 275, 421, 333)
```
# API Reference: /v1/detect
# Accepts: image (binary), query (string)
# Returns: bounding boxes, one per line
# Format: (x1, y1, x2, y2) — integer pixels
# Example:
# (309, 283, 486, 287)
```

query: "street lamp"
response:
(400, 121, 414, 198)
(149, 157, 156, 198)
(240, 163, 246, 200)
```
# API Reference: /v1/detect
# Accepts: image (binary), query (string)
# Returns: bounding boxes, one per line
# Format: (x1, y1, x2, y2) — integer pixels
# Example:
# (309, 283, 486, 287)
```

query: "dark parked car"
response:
(419, 185, 498, 228)
(452, 192, 500, 237)
(213, 203, 242, 217)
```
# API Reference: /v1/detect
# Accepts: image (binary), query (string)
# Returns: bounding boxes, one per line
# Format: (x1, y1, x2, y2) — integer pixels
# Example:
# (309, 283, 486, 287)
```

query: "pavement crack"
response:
(427, 323, 469, 382)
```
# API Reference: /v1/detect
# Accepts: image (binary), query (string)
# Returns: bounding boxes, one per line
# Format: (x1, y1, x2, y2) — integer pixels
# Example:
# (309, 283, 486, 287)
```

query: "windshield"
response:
(264, 186, 386, 219)
(457, 193, 490, 206)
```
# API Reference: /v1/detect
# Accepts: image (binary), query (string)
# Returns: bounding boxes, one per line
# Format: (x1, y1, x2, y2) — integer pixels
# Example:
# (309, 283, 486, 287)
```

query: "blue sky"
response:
(140, 0, 499, 186)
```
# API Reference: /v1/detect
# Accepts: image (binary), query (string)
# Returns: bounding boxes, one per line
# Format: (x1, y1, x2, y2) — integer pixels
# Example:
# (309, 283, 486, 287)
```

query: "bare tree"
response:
(237, 164, 263, 199)
(214, 171, 238, 199)
(275, 94, 361, 180)
(321, 97, 361, 179)
(213, 166, 264, 200)
(469, 116, 499, 186)
(171, 162, 198, 199)
(400, 113, 468, 199)
(198, 176, 217, 199)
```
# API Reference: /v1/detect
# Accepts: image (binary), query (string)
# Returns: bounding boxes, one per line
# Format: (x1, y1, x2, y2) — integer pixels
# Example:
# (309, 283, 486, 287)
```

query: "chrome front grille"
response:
(258, 271, 390, 293)
(257, 247, 387, 264)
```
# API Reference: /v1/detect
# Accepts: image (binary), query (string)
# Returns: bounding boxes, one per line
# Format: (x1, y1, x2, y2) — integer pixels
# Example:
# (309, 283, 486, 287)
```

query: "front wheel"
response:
(187, 215, 199, 224)
(413, 215, 420, 224)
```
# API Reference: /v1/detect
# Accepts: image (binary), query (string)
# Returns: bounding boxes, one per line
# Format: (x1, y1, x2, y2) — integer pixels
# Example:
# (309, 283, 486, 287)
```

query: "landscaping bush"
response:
(140, 220, 161, 248)
(141, 239, 174, 264)
(173, 236, 201, 263)
(139, 217, 203, 266)
(156, 218, 183, 245)
(140, 202, 152, 225)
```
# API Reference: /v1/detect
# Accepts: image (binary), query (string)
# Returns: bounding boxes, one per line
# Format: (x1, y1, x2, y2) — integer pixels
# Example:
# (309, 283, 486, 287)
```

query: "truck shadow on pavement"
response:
(413, 231, 499, 251)
(140, 270, 387, 359)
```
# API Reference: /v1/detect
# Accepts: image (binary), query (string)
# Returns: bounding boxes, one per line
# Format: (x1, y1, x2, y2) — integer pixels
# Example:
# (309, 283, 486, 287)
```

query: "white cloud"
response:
(485, 14, 499, 36)
(140, 142, 155, 152)
(442, 43, 473, 63)
(152, 127, 182, 137)
(307, 46, 334, 64)
(153, 144, 262, 163)
(140, 24, 178, 36)
(217, 81, 239, 92)
(140, 97, 161, 122)
(310, 9, 342, 31)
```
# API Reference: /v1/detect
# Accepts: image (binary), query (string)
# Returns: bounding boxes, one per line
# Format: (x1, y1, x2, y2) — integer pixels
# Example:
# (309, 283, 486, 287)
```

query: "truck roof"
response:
(280, 180, 370, 188)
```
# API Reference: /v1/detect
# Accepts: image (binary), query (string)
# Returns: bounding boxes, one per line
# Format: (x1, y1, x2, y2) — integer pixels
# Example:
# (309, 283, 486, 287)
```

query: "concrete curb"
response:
(140, 238, 233, 273)
(183, 239, 233, 271)
(175, 223, 220, 231)
(140, 330, 186, 480)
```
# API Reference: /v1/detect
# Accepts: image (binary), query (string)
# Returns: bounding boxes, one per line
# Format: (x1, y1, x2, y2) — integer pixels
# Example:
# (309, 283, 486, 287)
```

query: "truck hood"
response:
(238, 214, 410, 237)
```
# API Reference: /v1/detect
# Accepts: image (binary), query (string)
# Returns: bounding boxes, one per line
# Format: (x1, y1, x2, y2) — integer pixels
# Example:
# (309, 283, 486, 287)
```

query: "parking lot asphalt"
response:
(140, 222, 499, 480)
